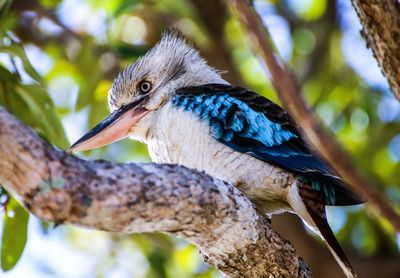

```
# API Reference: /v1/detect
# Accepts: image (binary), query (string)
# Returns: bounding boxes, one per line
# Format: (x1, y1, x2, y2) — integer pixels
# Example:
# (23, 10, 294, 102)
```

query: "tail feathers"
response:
(305, 201, 357, 278)
(290, 183, 357, 278)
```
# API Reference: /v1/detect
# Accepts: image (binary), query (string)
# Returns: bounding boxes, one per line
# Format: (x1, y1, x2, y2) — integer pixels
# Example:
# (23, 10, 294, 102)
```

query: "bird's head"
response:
(70, 30, 227, 152)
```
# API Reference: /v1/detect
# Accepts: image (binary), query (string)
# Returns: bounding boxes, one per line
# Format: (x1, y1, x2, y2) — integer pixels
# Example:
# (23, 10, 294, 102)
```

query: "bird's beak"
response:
(69, 99, 148, 152)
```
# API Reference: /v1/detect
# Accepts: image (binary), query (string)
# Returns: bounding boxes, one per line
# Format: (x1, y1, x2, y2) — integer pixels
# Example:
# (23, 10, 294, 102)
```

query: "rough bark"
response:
(0, 108, 311, 278)
(351, 0, 400, 101)
(230, 0, 400, 232)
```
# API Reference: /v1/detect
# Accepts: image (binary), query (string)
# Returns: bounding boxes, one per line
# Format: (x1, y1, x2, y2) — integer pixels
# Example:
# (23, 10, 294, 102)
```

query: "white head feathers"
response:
(108, 30, 228, 111)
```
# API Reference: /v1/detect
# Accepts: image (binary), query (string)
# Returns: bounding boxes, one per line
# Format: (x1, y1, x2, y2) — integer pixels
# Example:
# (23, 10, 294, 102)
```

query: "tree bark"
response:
(351, 0, 400, 101)
(0, 108, 311, 278)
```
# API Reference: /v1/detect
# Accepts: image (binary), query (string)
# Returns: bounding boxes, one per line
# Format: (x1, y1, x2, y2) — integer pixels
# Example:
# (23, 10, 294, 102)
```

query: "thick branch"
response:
(230, 0, 400, 232)
(0, 108, 311, 278)
(351, 0, 400, 101)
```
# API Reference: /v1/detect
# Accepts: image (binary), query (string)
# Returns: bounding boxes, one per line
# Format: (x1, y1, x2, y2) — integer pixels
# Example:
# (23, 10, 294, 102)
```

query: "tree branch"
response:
(351, 0, 400, 101)
(0, 108, 311, 278)
(229, 0, 400, 232)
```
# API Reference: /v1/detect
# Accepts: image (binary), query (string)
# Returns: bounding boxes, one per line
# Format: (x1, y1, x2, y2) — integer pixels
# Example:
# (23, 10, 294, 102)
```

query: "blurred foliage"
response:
(0, 0, 399, 277)
(1, 196, 29, 271)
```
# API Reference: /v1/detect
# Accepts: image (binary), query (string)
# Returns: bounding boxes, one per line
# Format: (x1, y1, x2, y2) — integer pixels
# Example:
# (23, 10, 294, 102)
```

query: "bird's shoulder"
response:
(173, 83, 304, 144)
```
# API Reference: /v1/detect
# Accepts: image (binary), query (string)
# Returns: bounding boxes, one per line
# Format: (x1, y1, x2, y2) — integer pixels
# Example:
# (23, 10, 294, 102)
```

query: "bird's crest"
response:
(108, 28, 226, 111)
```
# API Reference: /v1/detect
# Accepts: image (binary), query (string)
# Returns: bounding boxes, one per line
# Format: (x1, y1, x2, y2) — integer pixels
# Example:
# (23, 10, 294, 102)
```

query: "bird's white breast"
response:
(145, 102, 295, 213)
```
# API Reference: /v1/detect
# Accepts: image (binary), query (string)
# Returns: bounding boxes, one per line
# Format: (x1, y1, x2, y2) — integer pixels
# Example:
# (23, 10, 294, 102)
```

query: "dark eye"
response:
(138, 80, 152, 94)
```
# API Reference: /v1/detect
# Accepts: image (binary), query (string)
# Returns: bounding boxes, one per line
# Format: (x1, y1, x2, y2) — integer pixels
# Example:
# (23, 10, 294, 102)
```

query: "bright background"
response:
(0, 0, 399, 277)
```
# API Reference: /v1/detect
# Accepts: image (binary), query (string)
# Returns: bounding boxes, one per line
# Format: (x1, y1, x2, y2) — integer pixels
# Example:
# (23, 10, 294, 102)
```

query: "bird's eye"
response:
(138, 81, 152, 94)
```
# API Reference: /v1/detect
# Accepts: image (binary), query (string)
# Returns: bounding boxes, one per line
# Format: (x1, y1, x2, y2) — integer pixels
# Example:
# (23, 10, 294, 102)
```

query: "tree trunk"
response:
(351, 0, 400, 101)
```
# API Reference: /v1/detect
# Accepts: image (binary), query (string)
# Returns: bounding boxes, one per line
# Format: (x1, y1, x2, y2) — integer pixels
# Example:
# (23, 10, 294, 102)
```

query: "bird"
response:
(70, 30, 362, 278)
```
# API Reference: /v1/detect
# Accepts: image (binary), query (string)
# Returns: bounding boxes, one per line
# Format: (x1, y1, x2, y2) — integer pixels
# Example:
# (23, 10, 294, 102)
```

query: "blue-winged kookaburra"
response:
(70, 31, 361, 278)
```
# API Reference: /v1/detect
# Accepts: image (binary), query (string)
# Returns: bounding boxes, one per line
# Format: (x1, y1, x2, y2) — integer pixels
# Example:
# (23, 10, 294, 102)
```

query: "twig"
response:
(229, 0, 400, 232)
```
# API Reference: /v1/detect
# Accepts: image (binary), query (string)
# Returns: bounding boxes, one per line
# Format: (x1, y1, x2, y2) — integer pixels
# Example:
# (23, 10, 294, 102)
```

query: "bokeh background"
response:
(0, 0, 400, 277)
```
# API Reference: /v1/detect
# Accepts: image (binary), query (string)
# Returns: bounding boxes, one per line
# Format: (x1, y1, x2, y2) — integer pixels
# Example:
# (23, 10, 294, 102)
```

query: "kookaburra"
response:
(70, 30, 361, 278)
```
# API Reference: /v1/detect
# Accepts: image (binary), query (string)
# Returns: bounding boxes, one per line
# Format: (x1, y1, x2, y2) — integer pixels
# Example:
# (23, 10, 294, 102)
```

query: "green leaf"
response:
(0, 0, 13, 19)
(0, 39, 44, 86)
(1, 197, 29, 271)
(0, 65, 16, 82)
(0, 42, 69, 149)
(14, 84, 69, 149)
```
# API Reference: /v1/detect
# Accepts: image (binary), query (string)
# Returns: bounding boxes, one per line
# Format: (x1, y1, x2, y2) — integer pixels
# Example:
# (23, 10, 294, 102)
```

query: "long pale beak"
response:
(69, 99, 148, 152)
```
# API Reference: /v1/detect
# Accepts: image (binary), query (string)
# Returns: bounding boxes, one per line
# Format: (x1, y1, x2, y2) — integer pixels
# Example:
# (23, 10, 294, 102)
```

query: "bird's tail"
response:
(288, 183, 357, 278)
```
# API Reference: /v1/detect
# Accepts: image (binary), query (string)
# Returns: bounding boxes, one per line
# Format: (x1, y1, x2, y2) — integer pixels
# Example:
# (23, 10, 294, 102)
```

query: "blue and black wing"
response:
(173, 84, 362, 206)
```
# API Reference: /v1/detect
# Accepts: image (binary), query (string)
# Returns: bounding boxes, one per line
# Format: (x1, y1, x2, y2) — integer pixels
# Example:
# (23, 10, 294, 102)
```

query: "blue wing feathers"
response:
(173, 84, 362, 206)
